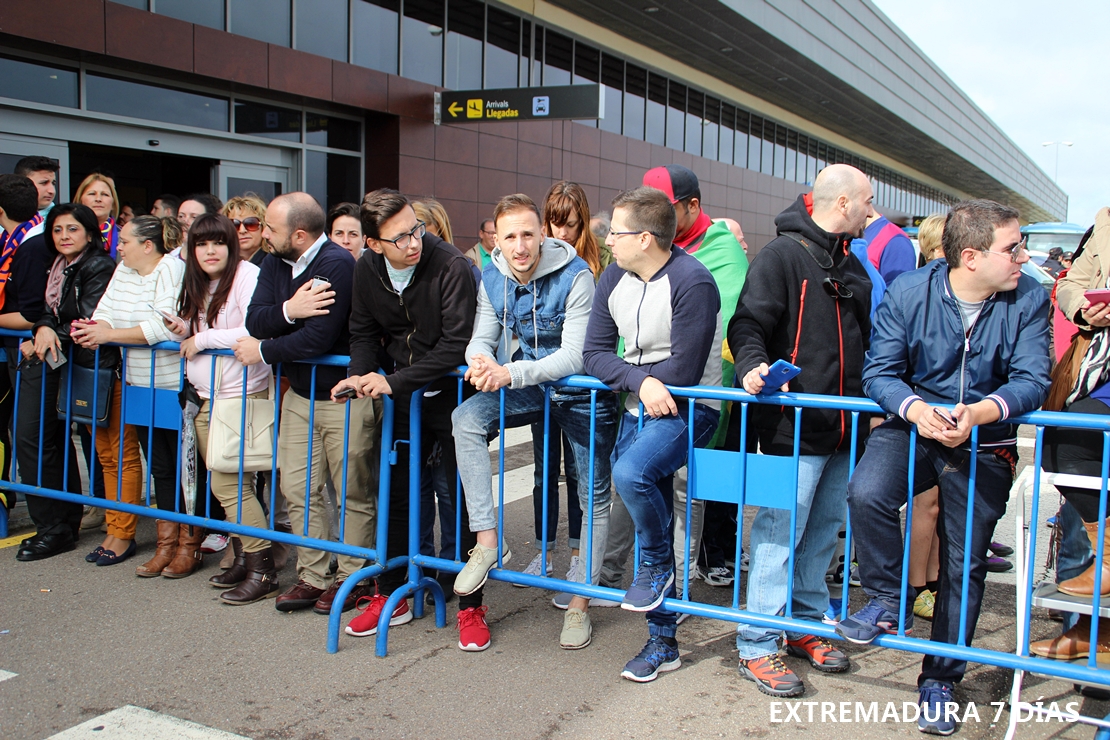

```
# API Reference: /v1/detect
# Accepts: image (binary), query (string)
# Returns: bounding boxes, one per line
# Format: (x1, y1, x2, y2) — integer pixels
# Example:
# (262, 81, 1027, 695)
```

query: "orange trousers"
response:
(91, 380, 143, 539)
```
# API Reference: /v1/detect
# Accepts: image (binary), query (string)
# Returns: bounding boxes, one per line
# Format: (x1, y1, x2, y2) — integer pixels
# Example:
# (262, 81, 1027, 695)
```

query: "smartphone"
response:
(334, 386, 358, 401)
(147, 302, 179, 323)
(45, 350, 67, 370)
(759, 359, 801, 393)
(1085, 289, 1110, 306)
(311, 275, 331, 290)
(932, 407, 958, 430)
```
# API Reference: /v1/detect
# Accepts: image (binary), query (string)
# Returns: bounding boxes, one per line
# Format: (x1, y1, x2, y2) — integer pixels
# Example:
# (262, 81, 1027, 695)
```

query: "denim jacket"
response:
(466, 237, 594, 389)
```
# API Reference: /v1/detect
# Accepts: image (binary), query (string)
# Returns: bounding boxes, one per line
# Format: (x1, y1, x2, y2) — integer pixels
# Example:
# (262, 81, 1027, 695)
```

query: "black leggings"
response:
(134, 425, 185, 514)
(1044, 395, 1110, 522)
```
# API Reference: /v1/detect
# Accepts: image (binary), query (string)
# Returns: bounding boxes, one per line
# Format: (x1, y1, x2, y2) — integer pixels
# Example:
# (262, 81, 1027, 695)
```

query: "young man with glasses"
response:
(582, 187, 722, 682)
(333, 188, 477, 640)
(729, 164, 874, 697)
(837, 199, 1049, 736)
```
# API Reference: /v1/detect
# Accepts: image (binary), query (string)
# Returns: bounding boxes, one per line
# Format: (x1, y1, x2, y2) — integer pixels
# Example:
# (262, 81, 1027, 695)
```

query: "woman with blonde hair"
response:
(917, 213, 946, 264)
(74, 172, 121, 259)
(222, 193, 269, 266)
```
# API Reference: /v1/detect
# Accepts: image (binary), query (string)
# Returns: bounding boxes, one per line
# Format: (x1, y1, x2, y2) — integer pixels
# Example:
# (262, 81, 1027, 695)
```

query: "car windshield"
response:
(1026, 232, 1084, 252)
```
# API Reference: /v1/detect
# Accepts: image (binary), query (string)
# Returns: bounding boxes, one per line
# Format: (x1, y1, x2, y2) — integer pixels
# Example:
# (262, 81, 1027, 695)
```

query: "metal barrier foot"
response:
(413, 575, 448, 628)
(374, 585, 421, 658)
(325, 564, 385, 654)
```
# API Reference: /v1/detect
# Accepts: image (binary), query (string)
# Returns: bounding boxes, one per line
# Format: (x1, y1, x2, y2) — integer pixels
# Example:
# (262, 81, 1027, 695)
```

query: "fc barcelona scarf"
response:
(0, 213, 44, 306)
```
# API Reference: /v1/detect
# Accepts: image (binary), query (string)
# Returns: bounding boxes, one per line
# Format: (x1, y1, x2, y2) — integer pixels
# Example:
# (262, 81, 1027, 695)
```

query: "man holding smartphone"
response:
(728, 164, 874, 697)
(837, 200, 1050, 736)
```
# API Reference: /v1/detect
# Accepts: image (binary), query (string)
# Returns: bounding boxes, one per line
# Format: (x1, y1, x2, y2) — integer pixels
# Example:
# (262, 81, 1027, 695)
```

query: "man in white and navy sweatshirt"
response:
(582, 186, 721, 683)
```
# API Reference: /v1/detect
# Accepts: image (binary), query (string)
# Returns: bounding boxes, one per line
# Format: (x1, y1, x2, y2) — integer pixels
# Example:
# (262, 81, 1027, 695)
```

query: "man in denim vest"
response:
(452, 193, 619, 652)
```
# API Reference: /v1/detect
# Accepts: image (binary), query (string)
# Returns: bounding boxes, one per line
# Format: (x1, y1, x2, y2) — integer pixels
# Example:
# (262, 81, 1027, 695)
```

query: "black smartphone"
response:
(334, 386, 358, 401)
(932, 407, 958, 430)
(44, 350, 67, 370)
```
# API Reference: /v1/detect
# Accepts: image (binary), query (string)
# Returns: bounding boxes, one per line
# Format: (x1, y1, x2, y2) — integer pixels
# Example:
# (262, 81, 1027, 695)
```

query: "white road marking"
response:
(0, 669, 16, 683)
(49, 705, 249, 739)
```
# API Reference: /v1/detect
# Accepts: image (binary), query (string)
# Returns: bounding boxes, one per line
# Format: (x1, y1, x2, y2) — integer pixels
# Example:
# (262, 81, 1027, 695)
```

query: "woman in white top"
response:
(173, 212, 277, 604)
(72, 215, 185, 569)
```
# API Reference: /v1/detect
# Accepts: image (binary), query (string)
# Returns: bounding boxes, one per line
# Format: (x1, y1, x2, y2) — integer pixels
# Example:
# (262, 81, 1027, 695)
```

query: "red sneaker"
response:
(457, 606, 491, 652)
(344, 593, 413, 637)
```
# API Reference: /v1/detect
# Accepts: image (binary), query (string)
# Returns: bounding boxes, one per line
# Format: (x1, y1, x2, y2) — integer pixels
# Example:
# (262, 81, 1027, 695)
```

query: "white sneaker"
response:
(703, 566, 735, 587)
(513, 551, 554, 587)
(740, 551, 750, 572)
(551, 589, 621, 610)
(200, 533, 228, 554)
(676, 610, 692, 625)
(565, 555, 583, 584)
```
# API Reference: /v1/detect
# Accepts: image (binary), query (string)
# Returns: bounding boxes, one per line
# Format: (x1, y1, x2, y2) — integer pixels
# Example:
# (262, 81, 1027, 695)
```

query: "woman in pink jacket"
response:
(172, 213, 277, 605)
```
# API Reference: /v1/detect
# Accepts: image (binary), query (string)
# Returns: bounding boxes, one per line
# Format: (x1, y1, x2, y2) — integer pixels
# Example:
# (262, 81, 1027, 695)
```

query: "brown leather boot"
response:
(135, 520, 179, 578)
(162, 525, 204, 579)
(1059, 518, 1110, 597)
(220, 548, 280, 605)
(1030, 615, 1110, 661)
(209, 538, 246, 588)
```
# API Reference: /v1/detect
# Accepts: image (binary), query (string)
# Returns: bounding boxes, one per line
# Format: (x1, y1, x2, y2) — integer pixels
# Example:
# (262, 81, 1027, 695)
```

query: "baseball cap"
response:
(643, 165, 701, 204)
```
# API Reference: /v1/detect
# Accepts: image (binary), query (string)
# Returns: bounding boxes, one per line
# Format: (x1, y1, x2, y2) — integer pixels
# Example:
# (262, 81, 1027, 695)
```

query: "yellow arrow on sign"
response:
(447, 101, 463, 118)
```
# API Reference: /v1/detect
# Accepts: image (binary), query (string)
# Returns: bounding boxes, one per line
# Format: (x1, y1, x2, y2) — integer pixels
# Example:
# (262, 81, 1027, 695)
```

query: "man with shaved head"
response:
(728, 163, 874, 697)
(241, 192, 379, 614)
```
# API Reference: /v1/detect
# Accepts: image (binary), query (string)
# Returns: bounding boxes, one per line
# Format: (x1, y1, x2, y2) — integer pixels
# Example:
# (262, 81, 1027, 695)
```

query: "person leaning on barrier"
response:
(0, 176, 51, 523)
(837, 199, 1050, 736)
(451, 192, 619, 652)
(729, 163, 873, 696)
(168, 213, 279, 603)
(332, 188, 477, 641)
(581, 187, 722, 683)
(72, 214, 186, 571)
(241, 192, 379, 615)
(17, 203, 116, 561)
(1036, 206, 1110, 663)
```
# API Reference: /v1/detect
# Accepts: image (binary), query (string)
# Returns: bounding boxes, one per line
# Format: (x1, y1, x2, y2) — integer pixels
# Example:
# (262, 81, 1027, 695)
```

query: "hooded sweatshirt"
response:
(727, 194, 872, 455)
(466, 237, 594, 389)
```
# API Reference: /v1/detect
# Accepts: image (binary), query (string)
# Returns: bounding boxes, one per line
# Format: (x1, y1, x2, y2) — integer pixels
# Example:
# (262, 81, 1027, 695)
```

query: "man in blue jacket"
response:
(836, 199, 1051, 736)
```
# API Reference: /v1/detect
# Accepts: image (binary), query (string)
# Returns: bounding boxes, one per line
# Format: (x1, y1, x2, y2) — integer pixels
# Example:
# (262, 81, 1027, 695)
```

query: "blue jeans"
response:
(736, 451, 850, 658)
(847, 421, 1013, 684)
(1055, 502, 1090, 631)
(530, 424, 584, 550)
(612, 403, 718, 639)
(453, 384, 618, 586)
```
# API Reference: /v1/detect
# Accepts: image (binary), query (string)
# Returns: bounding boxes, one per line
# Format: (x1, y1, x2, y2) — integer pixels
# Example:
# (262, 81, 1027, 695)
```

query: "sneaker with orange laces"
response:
(738, 654, 804, 697)
(785, 634, 850, 673)
(344, 593, 413, 637)
(457, 606, 491, 652)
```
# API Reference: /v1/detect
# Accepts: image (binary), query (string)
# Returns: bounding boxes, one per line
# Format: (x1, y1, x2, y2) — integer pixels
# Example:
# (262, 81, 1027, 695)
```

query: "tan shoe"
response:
(162, 525, 204, 578)
(80, 505, 105, 530)
(1059, 518, 1110, 597)
(135, 520, 179, 577)
(1030, 616, 1110, 661)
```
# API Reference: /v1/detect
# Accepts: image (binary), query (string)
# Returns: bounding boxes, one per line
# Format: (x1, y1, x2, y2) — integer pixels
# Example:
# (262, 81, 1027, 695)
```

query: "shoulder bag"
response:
(205, 356, 276, 473)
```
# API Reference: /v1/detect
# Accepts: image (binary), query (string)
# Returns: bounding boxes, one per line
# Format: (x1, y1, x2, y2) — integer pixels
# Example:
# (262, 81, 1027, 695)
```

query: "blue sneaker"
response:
(836, 598, 912, 644)
(823, 597, 843, 625)
(621, 564, 674, 612)
(620, 636, 681, 682)
(917, 679, 957, 735)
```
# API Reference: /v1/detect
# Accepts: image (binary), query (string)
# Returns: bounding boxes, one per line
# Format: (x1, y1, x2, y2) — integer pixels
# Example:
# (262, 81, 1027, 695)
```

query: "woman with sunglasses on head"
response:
(172, 213, 278, 603)
(74, 173, 121, 259)
(16, 204, 117, 562)
(72, 215, 187, 570)
(223, 194, 269, 266)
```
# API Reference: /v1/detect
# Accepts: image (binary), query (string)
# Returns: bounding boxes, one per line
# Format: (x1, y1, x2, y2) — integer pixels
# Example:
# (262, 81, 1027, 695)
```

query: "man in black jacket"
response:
(729, 164, 874, 697)
(241, 192, 379, 614)
(332, 189, 478, 644)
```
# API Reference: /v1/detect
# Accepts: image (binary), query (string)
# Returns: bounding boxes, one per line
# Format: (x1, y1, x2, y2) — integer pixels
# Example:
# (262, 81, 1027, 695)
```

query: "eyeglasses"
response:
(980, 236, 1028, 263)
(822, 277, 853, 300)
(608, 228, 661, 239)
(382, 221, 426, 249)
(480, 228, 496, 236)
(232, 217, 261, 232)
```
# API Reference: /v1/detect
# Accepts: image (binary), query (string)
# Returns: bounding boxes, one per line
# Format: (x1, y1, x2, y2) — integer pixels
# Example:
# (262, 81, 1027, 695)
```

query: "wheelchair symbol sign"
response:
(532, 96, 550, 116)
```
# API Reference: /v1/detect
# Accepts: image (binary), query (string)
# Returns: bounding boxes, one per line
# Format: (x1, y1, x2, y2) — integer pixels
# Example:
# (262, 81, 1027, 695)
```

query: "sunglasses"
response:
(822, 277, 853, 300)
(232, 217, 262, 232)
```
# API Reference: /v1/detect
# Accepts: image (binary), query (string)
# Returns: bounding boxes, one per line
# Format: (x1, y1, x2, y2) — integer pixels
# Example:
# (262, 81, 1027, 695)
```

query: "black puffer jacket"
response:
(728, 194, 872, 455)
(32, 247, 118, 370)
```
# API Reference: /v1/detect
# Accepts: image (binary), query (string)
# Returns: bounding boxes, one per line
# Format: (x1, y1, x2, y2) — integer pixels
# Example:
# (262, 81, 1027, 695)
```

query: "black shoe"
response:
(17, 533, 77, 562)
(1075, 683, 1110, 701)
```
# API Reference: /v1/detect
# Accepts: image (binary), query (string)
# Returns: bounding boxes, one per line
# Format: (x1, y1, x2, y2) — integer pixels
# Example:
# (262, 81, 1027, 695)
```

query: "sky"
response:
(872, 0, 1109, 225)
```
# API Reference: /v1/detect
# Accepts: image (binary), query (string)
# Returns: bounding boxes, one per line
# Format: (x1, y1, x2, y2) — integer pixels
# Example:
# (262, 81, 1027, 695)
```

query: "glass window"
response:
(234, 100, 301, 141)
(486, 6, 520, 89)
(157, 0, 224, 30)
(785, 130, 797, 182)
(543, 30, 572, 86)
(0, 56, 78, 108)
(623, 64, 646, 141)
(306, 151, 362, 211)
(718, 103, 733, 165)
(519, 19, 531, 86)
(599, 54, 623, 134)
(733, 109, 749, 169)
(531, 25, 543, 87)
(296, 0, 347, 61)
(230, 0, 290, 46)
(773, 125, 786, 179)
(87, 74, 228, 130)
(573, 42, 599, 84)
(645, 73, 666, 146)
(666, 82, 685, 151)
(748, 116, 763, 173)
(701, 96, 719, 162)
(445, 0, 482, 91)
(684, 89, 702, 157)
(402, 0, 444, 87)
(353, 0, 399, 74)
(306, 113, 361, 151)
(228, 177, 281, 202)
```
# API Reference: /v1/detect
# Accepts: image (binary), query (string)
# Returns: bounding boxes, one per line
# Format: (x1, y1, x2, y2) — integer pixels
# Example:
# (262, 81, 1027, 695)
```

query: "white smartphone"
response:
(311, 275, 330, 290)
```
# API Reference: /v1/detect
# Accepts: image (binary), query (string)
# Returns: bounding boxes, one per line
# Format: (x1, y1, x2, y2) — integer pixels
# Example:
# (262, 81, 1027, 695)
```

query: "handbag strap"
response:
(211, 353, 276, 401)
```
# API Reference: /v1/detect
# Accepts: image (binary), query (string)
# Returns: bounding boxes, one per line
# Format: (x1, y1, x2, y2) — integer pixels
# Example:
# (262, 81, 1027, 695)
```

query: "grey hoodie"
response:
(465, 236, 595, 389)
